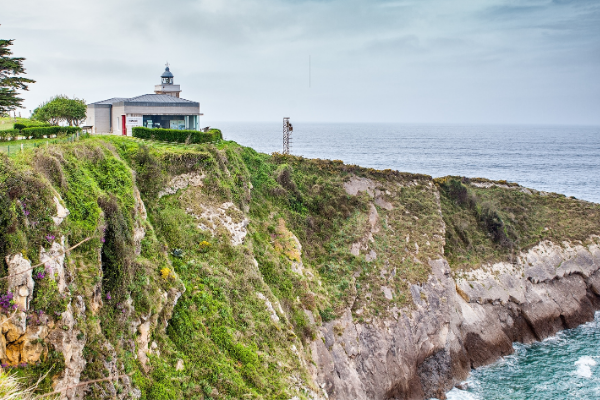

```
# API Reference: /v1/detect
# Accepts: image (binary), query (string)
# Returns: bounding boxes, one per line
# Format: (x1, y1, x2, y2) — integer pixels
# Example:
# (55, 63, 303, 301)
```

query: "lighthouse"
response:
(154, 64, 182, 98)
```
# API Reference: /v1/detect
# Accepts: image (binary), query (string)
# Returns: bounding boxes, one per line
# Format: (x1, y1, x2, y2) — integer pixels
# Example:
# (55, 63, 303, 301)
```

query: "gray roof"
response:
(90, 94, 198, 107)
(161, 67, 174, 78)
(126, 94, 195, 103)
(92, 97, 128, 105)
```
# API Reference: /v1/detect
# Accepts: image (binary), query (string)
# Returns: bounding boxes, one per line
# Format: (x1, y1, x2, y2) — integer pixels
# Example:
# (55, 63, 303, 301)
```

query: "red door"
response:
(122, 115, 127, 136)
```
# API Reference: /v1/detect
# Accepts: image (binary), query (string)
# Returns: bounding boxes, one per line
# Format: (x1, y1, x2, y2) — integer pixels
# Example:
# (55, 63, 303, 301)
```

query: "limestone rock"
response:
(52, 196, 70, 226)
(158, 171, 206, 198)
(133, 186, 147, 255)
(310, 239, 600, 400)
(6, 253, 34, 311)
(257, 292, 280, 323)
(40, 238, 67, 293)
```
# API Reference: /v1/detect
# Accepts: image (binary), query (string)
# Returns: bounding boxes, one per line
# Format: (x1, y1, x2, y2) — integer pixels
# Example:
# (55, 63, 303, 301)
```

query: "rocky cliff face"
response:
(1, 139, 599, 400)
(309, 238, 600, 400)
(0, 188, 182, 399)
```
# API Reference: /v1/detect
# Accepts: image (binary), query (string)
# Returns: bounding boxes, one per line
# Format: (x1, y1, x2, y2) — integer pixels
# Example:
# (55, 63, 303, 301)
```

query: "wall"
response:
(112, 105, 126, 135)
(85, 105, 111, 133)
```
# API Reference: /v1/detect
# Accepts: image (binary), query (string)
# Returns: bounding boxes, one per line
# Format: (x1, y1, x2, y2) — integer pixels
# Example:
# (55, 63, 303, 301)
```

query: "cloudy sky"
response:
(2, 0, 599, 124)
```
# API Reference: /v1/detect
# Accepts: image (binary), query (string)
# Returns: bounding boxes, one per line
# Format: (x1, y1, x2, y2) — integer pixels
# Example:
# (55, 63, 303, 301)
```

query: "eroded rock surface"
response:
(158, 171, 206, 198)
(310, 239, 600, 400)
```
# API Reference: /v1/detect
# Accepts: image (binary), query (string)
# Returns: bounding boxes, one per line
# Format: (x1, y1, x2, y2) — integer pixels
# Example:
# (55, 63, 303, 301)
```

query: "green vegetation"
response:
(132, 126, 222, 144)
(0, 117, 48, 131)
(0, 38, 35, 114)
(22, 126, 81, 139)
(0, 134, 86, 158)
(436, 176, 600, 270)
(0, 138, 598, 398)
(31, 95, 86, 126)
(0, 369, 58, 400)
(13, 120, 49, 131)
(0, 129, 19, 141)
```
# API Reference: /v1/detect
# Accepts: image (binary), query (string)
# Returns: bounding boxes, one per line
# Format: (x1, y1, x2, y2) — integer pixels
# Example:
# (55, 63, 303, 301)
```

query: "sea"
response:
(212, 121, 600, 399)
(214, 122, 600, 203)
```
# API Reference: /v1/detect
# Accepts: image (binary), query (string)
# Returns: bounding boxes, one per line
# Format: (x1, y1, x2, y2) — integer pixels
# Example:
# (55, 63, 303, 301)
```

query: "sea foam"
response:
(575, 356, 597, 378)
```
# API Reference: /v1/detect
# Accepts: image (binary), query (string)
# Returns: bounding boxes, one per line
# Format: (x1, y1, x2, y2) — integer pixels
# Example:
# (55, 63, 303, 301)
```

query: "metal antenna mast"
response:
(283, 117, 293, 155)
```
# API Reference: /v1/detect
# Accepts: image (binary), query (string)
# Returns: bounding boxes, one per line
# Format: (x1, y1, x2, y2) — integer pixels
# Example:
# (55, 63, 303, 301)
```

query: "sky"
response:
(1, 0, 599, 124)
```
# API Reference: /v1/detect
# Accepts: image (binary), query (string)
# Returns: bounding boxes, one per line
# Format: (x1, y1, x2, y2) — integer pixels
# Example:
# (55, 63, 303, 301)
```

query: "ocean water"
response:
(213, 122, 600, 203)
(445, 313, 600, 400)
(211, 121, 600, 398)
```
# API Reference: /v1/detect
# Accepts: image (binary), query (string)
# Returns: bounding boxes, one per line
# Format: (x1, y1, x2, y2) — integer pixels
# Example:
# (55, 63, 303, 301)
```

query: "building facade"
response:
(85, 66, 201, 135)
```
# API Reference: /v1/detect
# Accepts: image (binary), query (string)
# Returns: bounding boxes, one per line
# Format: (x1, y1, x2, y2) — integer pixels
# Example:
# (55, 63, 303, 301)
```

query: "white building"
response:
(85, 66, 202, 135)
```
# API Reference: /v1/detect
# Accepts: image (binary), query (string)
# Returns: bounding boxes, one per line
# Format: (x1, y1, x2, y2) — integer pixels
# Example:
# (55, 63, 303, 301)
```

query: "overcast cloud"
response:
(1, 0, 599, 124)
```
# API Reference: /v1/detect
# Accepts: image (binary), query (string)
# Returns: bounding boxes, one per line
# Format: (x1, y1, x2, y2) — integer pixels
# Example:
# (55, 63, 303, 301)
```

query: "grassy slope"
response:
(109, 137, 445, 398)
(0, 138, 598, 399)
(436, 176, 600, 271)
(0, 117, 48, 131)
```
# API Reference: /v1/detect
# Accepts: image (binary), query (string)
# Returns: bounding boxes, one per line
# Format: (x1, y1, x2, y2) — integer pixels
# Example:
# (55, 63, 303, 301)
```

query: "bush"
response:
(0, 129, 19, 141)
(132, 126, 222, 144)
(14, 120, 50, 131)
(21, 126, 81, 139)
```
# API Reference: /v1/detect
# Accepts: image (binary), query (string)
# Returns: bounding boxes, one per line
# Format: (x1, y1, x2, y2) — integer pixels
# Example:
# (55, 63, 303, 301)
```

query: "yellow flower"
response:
(161, 267, 171, 279)
(198, 241, 211, 253)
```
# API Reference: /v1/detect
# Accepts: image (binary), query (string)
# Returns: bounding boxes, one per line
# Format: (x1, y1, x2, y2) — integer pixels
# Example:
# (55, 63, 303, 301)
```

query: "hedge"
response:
(132, 127, 222, 144)
(0, 129, 19, 141)
(14, 121, 50, 131)
(21, 126, 81, 139)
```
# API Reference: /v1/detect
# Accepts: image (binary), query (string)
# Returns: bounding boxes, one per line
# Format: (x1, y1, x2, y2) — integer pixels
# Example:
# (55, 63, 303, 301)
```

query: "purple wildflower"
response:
(106, 292, 111, 300)
(24, 210, 30, 216)
(46, 235, 55, 243)
(35, 272, 45, 279)
(0, 292, 14, 310)
(19, 363, 27, 368)
(1, 363, 8, 368)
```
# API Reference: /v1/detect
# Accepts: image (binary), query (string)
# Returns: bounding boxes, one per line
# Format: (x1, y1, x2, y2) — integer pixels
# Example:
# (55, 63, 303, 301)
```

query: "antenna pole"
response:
(283, 117, 293, 155)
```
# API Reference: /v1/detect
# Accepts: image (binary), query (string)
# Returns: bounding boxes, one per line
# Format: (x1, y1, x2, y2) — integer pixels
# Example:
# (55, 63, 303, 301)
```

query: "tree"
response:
(32, 95, 87, 126)
(0, 38, 35, 115)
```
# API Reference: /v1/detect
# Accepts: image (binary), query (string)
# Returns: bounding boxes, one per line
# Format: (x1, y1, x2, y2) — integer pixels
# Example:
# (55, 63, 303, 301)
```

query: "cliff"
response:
(0, 137, 598, 399)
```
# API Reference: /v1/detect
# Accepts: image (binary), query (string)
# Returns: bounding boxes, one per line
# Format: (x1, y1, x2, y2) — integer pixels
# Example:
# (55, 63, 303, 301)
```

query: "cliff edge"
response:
(0, 137, 598, 399)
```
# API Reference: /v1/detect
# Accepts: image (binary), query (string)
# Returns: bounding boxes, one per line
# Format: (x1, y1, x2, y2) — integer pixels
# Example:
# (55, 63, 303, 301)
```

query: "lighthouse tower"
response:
(154, 64, 182, 97)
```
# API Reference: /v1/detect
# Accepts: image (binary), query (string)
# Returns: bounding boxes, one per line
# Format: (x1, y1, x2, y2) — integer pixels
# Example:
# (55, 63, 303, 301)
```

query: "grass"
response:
(0, 135, 84, 157)
(436, 176, 600, 271)
(0, 117, 46, 131)
(0, 369, 58, 400)
(0, 137, 598, 399)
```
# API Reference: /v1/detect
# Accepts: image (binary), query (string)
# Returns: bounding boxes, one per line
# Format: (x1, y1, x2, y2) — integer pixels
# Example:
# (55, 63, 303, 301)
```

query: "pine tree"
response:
(0, 38, 35, 115)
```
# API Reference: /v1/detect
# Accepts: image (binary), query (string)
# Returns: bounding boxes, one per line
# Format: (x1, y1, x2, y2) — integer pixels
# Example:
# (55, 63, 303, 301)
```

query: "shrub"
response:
(14, 120, 50, 131)
(132, 126, 222, 144)
(319, 307, 336, 322)
(21, 126, 81, 139)
(31, 276, 70, 317)
(0, 129, 19, 141)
